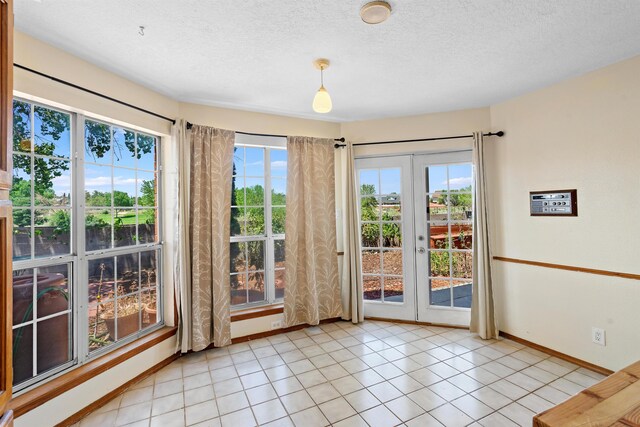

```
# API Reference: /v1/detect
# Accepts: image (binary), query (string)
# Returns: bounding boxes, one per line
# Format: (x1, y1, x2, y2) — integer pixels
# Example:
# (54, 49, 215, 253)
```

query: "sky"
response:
(359, 163, 473, 197)
(36, 124, 157, 198)
(234, 146, 287, 195)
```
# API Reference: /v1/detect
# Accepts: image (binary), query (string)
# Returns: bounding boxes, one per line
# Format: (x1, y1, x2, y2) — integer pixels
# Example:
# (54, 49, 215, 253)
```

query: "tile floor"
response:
(75, 320, 607, 427)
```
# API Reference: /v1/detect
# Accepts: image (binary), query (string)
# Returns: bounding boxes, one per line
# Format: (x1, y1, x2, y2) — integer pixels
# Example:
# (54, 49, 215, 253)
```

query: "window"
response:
(230, 144, 286, 308)
(10, 99, 163, 391)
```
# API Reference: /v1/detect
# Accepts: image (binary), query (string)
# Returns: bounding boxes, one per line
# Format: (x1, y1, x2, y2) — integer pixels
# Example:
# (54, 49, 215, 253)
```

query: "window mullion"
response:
(264, 148, 274, 303)
(76, 113, 89, 361)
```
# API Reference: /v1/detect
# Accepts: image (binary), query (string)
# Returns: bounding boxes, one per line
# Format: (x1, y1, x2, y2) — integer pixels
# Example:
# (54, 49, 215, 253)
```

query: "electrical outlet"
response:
(592, 327, 606, 346)
(271, 320, 283, 330)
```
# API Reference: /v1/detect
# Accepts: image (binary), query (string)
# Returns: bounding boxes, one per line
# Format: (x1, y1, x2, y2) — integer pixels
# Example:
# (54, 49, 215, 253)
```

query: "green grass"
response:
(93, 210, 154, 225)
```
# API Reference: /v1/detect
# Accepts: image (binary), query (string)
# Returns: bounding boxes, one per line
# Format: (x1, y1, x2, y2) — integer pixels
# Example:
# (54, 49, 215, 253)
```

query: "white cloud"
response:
(84, 176, 142, 187)
(271, 160, 287, 170)
(447, 177, 473, 188)
(51, 174, 71, 189)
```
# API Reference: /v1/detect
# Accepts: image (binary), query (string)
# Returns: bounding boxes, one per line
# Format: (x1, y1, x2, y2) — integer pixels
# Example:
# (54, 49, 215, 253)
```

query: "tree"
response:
(113, 191, 134, 207)
(85, 190, 111, 207)
(10, 178, 31, 227)
(13, 101, 70, 199)
(139, 180, 155, 207)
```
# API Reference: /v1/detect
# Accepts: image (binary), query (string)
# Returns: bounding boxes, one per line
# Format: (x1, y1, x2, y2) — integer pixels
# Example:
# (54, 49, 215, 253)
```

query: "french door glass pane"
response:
(383, 277, 403, 302)
(425, 163, 474, 309)
(361, 223, 380, 247)
(430, 278, 451, 307)
(359, 167, 406, 305)
(362, 250, 381, 274)
(363, 276, 382, 301)
(452, 280, 473, 308)
(382, 250, 403, 275)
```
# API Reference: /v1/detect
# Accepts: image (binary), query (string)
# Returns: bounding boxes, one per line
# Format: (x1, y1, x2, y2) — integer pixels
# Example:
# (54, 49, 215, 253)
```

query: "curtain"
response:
(340, 141, 364, 323)
(173, 120, 192, 352)
(188, 124, 235, 350)
(470, 131, 498, 339)
(284, 136, 342, 327)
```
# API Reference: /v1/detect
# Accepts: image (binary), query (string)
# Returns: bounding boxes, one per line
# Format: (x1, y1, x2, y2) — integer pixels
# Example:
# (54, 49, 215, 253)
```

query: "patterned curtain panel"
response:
(189, 125, 235, 350)
(470, 131, 499, 339)
(284, 136, 342, 327)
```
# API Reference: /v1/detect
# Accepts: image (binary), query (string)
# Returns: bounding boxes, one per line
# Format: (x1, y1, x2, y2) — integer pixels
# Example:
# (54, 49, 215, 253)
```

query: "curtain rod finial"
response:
(496, 131, 504, 137)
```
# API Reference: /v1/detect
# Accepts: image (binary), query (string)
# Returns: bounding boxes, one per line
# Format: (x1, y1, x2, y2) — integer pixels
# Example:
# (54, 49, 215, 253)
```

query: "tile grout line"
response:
(92, 319, 602, 427)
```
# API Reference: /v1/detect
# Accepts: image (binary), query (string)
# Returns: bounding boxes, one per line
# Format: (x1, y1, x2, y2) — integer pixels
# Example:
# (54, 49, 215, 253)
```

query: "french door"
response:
(414, 152, 473, 326)
(355, 156, 415, 321)
(356, 152, 474, 327)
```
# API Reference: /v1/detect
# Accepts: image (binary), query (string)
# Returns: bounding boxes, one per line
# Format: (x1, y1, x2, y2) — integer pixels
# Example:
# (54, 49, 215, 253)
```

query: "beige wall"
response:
(15, 32, 178, 136)
(488, 55, 640, 371)
(341, 107, 491, 157)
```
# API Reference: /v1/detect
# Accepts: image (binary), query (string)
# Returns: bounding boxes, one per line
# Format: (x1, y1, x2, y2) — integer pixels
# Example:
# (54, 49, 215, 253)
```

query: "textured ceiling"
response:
(15, 0, 640, 122)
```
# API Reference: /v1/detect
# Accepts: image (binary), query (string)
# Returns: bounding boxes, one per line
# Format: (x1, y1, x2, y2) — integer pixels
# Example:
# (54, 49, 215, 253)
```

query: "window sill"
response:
(9, 325, 177, 418)
(231, 304, 284, 322)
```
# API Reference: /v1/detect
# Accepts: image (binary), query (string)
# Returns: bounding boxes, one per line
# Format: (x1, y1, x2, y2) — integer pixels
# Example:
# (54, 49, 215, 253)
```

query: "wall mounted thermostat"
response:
(530, 189, 577, 216)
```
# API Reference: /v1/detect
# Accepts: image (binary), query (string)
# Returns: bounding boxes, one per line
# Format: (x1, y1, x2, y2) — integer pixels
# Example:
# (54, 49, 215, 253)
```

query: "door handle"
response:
(417, 247, 425, 254)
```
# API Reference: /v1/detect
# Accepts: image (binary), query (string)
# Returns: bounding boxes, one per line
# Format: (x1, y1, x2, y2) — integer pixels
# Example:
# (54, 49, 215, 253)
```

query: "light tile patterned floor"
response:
(76, 320, 607, 427)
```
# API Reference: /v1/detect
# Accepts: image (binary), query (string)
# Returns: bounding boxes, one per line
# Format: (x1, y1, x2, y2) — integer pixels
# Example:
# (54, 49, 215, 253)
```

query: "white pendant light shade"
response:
(312, 59, 332, 114)
(313, 86, 332, 113)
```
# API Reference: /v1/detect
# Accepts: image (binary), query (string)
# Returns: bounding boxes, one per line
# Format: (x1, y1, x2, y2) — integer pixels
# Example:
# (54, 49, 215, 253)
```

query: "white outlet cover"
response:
(592, 327, 606, 346)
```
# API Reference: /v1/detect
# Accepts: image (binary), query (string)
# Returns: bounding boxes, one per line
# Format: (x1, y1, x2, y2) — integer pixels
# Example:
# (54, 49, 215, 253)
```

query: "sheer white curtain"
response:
(470, 131, 498, 339)
(173, 119, 192, 352)
(340, 141, 364, 323)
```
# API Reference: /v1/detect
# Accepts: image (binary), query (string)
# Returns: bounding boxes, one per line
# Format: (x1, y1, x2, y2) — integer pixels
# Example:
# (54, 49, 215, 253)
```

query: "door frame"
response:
(355, 155, 416, 321)
(413, 151, 473, 327)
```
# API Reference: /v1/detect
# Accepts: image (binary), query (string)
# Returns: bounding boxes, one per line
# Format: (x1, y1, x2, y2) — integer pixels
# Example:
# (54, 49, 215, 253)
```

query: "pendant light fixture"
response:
(312, 59, 332, 114)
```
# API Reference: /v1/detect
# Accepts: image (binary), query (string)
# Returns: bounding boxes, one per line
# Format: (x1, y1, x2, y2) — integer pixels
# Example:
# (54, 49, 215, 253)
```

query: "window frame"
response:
(230, 142, 286, 311)
(10, 98, 165, 395)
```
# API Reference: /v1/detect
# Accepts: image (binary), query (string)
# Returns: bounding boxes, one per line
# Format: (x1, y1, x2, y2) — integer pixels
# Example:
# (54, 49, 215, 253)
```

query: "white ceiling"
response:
(15, 0, 640, 122)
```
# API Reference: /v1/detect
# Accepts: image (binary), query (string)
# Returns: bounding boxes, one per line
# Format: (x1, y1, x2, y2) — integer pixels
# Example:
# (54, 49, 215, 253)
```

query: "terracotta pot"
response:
(103, 310, 140, 340)
(12, 273, 70, 385)
(142, 303, 157, 326)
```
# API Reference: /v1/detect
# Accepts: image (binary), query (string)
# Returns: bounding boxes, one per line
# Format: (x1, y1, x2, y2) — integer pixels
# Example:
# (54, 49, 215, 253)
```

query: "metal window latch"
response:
(417, 247, 425, 254)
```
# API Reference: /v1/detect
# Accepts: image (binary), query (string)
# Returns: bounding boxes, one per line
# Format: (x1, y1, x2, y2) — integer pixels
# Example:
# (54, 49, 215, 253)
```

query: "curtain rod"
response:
(334, 131, 504, 148)
(15, 63, 177, 124)
(185, 121, 346, 142)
